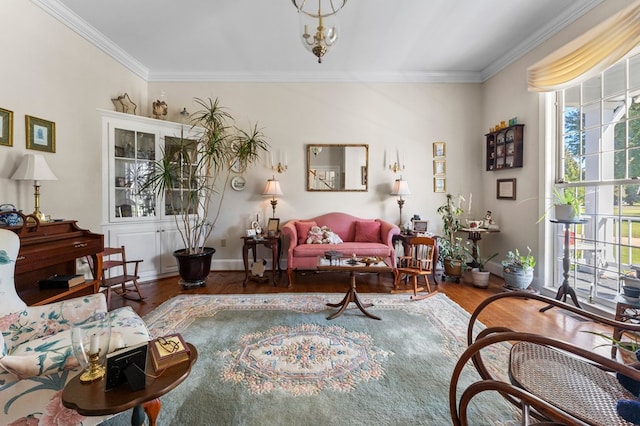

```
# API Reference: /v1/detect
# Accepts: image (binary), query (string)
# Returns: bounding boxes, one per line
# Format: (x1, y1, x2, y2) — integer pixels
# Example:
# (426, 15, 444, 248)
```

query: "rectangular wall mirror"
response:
(307, 144, 368, 192)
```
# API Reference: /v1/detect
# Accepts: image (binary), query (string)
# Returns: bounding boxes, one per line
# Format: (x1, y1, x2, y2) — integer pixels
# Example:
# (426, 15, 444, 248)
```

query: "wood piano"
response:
(3, 212, 104, 306)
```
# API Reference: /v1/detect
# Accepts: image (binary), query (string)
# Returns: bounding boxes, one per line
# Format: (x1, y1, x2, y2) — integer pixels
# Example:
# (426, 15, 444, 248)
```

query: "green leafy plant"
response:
(502, 247, 536, 273)
(436, 194, 466, 265)
(142, 97, 269, 254)
(536, 187, 581, 223)
(581, 330, 640, 363)
(463, 242, 498, 271)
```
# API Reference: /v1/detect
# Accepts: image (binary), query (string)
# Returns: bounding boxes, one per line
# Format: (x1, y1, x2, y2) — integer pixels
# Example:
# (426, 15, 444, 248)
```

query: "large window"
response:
(556, 52, 640, 307)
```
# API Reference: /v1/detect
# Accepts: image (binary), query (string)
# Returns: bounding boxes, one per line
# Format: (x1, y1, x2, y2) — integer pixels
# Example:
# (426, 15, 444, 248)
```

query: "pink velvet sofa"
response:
(281, 212, 400, 286)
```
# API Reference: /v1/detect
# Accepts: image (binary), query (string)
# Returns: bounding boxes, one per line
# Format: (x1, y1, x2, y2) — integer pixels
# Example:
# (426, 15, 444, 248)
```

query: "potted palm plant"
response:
(502, 247, 536, 289)
(436, 194, 467, 281)
(143, 97, 269, 287)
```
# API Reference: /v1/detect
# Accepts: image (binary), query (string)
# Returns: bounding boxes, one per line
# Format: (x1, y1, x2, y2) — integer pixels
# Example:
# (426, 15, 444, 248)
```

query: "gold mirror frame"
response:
(307, 144, 368, 192)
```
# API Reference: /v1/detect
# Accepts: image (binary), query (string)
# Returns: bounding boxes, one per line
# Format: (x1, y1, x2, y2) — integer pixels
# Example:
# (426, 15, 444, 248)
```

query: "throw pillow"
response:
(615, 350, 640, 424)
(354, 221, 382, 243)
(295, 221, 317, 245)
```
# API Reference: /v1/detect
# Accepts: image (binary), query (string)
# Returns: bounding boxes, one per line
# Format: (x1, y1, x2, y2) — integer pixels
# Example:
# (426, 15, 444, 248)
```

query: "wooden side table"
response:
(241, 233, 281, 286)
(62, 343, 197, 426)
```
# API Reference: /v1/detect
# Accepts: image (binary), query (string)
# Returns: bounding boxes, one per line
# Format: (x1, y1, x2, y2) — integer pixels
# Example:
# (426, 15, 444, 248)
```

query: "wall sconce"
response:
(270, 152, 288, 173)
(263, 176, 283, 218)
(388, 149, 405, 173)
(11, 153, 58, 222)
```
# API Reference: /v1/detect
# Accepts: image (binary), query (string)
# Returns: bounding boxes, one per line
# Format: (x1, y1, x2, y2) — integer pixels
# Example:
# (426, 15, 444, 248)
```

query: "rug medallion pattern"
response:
(217, 323, 393, 395)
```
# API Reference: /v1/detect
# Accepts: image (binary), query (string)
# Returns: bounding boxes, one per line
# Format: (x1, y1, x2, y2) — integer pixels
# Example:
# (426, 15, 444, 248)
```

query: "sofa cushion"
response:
(295, 221, 317, 245)
(354, 221, 382, 243)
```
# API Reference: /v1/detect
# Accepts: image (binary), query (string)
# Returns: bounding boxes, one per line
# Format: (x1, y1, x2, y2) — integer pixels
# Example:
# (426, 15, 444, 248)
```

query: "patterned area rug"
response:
(104, 293, 519, 425)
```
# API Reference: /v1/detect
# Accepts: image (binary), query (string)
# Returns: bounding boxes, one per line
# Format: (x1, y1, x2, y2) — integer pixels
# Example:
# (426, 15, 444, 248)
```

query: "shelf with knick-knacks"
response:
(485, 124, 524, 171)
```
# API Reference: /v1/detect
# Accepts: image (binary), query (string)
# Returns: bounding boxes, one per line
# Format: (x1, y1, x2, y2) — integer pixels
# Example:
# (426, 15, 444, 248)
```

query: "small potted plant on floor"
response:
(436, 194, 466, 282)
(501, 247, 536, 290)
(463, 242, 498, 288)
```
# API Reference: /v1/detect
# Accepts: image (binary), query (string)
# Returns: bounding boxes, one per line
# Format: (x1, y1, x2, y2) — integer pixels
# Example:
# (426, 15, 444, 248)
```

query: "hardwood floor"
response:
(108, 269, 610, 352)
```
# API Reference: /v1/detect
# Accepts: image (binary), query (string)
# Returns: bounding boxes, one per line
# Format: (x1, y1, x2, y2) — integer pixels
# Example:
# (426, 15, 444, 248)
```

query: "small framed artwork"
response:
(0, 108, 13, 147)
(497, 178, 516, 200)
(434, 177, 446, 193)
(412, 220, 429, 233)
(433, 159, 446, 175)
(26, 115, 56, 153)
(433, 142, 446, 158)
(268, 218, 280, 233)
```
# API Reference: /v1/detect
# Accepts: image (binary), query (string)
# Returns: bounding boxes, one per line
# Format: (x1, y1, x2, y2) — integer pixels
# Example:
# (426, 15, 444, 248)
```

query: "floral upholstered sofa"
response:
(0, 229, 150, 425)
(282, 212, 400, 286)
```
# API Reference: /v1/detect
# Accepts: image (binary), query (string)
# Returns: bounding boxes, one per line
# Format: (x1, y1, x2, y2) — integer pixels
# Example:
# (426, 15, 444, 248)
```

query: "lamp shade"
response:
(263, 178, 283, 196)
(391, 178, 411, 196)
(11, 154, 58, 182)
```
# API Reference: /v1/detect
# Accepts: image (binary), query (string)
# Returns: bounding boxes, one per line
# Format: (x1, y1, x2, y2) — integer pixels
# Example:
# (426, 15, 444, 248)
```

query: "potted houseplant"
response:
(502, 247, 536, 289)
(436, 194, 467, 281)
(463, 242, 498, 288)
(537, 187, 581, 223)
(143, 97, 269, 287)
(582, 330, 640, 364)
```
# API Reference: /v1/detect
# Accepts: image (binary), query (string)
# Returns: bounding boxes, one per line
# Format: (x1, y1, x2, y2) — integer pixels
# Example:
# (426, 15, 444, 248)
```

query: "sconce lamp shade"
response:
(11, 154, 58, 182)
(263, 177, 283, 218)
(391, 178, 411, 197)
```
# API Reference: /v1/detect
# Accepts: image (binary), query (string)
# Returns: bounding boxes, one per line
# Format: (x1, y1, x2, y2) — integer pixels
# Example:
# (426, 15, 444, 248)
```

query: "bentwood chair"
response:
(100, 246, 145, 309)
(450, 292, 640, 426)
(392, 236, 437, 300)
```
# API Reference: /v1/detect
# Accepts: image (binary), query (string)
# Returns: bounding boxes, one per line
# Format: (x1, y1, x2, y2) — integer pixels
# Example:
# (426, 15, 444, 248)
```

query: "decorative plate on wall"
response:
(231, 175, 246, 191)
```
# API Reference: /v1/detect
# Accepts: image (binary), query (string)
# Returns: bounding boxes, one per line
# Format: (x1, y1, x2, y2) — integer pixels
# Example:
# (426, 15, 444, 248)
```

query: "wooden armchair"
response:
(449, 292, 640, 426)
(392, 236, 437, 300)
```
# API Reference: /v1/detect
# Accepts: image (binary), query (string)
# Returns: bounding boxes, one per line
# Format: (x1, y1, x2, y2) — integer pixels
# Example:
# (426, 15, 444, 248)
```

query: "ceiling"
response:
(36, 0, 602, 83)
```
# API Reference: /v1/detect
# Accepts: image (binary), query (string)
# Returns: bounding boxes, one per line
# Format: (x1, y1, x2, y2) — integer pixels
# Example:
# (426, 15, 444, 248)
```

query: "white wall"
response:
(0, 1, 147, 232)
(480, 0, 632, 285)
(149, 82, 483, 259)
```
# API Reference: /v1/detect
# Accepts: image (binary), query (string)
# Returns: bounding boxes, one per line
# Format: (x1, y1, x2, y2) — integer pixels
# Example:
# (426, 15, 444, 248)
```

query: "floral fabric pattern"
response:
(0, 294, 150, 426)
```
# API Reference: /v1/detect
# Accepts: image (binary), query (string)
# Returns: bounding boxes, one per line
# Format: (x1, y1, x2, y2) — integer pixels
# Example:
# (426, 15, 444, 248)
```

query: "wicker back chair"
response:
(449, 292, 640, 426)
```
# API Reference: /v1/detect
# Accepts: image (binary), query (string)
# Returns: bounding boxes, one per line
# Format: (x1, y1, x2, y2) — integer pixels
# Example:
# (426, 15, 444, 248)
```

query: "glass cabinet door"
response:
(163, 135, 199, 218)
(113, 128, 157, 220)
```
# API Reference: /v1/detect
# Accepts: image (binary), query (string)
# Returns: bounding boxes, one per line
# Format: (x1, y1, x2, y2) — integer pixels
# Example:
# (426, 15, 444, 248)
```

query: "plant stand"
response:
(540, 218, 588, 313)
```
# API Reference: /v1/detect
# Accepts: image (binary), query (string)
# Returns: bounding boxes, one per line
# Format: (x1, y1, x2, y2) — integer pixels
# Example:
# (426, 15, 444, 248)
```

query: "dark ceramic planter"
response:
(173, 247, 216, 287)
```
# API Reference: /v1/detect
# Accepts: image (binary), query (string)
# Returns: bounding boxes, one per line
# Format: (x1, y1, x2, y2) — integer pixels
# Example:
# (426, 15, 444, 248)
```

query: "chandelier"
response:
(292, 0, 347, 63)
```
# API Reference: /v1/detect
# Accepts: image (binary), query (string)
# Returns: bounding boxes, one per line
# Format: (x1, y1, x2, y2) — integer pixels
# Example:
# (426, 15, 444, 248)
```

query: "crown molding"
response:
(147, 70, 484, 84)
(32, 0, 149, 80)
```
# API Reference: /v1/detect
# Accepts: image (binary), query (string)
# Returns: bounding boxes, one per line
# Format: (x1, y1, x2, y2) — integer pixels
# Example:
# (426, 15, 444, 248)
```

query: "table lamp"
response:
(263, 176, 283, 218)
(11, 153, 57, 222)
(391, 177, 411, 227)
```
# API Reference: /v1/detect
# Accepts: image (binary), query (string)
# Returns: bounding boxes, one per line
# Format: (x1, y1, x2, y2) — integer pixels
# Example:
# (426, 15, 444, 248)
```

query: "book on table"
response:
(149, 333, 190, 371)
(38, 274, 86, 289)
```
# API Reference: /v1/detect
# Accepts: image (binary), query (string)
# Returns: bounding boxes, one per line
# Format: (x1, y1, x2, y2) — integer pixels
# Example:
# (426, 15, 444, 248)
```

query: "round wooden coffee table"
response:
(62, 343, 197, 426)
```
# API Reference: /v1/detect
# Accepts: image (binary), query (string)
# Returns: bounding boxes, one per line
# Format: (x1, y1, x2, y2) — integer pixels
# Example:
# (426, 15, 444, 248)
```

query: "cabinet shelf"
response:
(485, 124, 524, 171)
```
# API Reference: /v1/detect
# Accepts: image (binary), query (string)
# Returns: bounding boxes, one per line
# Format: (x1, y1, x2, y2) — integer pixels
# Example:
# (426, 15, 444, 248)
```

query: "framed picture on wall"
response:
(497, 178, 516, 200)
(432, 142, 446, 158)
(26, 115, 55, 153)
(434, 177, 446, 193)
(433, 159, 446, 175)
(0, 107, 13, 147)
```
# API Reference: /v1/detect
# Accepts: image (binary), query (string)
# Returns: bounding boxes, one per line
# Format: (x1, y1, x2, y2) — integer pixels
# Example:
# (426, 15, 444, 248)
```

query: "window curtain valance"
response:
(527, 0, 640, 92)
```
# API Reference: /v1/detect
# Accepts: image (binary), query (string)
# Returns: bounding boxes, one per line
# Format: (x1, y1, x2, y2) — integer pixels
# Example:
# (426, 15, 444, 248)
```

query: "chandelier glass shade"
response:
(292, 0, 347, 63)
